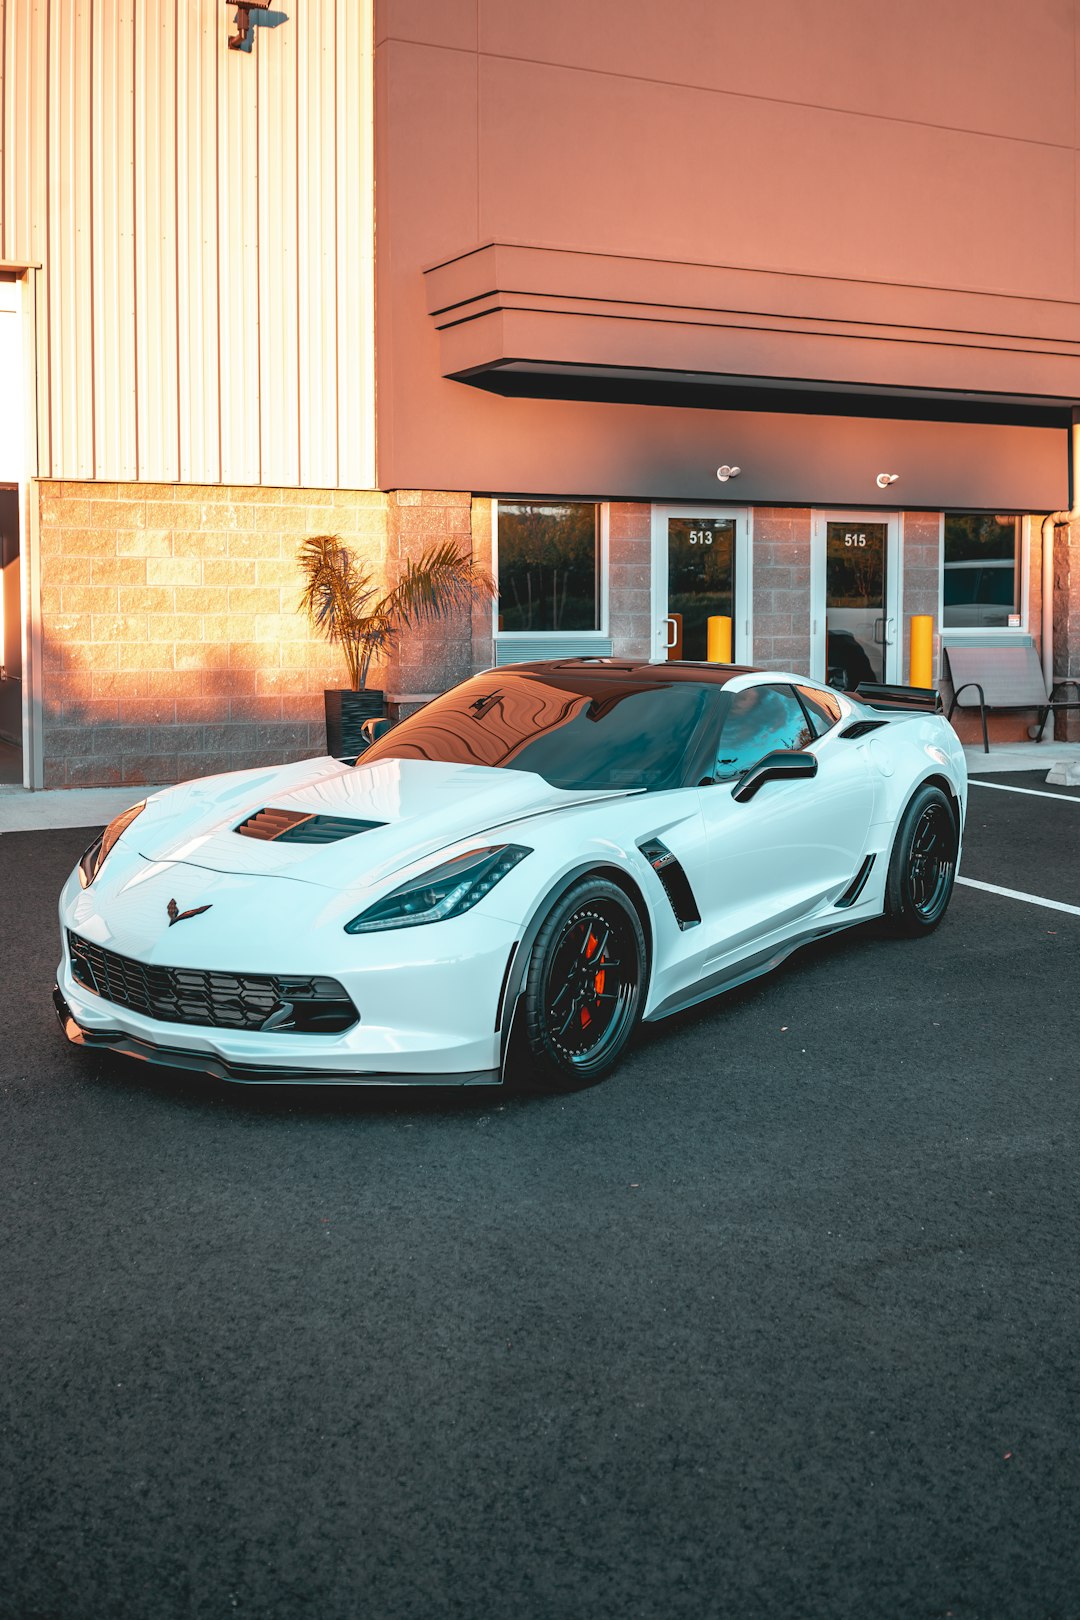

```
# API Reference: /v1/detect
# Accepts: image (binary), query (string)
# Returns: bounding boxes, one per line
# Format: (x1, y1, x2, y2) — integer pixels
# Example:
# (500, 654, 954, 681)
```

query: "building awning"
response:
(424, 243, 1080, 424)
(418, 244, 1075, 510)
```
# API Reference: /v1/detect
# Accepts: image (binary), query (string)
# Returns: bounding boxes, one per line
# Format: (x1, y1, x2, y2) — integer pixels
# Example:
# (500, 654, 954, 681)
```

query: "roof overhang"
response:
(424, 243, 1080, 428)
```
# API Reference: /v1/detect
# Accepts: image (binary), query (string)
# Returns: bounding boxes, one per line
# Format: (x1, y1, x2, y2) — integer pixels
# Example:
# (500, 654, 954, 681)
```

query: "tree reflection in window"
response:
(497, 502, 599, 632)
(712, 686, 814, 781)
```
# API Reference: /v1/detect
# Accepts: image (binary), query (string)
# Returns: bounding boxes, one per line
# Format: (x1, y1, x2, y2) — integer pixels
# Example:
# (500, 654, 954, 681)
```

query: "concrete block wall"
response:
(1052, 519, 1080, 741)
(751, 509, 813, 673)
(607, 504, 653, 659)
(899, 513, 940, 684)
(36, 481, 389, 788)
(384, 490, 483, 717)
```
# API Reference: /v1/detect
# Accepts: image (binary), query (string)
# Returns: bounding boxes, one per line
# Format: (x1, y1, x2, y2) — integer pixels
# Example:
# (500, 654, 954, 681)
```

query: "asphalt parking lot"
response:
(2, 777, 1079, 1620)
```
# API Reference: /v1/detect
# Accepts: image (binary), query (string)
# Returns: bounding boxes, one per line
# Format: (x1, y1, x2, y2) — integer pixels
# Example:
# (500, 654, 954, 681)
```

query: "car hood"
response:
(132, 756, 632, 892)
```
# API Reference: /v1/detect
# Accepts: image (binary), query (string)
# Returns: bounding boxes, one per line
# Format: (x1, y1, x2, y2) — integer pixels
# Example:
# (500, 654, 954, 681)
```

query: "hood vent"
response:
(235, 808, 386, 844)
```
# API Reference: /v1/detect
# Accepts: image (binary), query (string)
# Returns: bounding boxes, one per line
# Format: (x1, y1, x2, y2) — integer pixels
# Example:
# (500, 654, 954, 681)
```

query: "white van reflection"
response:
(943, 559, 1015, 629)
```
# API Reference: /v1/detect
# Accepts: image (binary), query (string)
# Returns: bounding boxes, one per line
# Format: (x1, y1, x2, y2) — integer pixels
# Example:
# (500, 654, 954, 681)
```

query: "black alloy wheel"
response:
(883, 784, 959, 936)
(519, 877, 646, 1089)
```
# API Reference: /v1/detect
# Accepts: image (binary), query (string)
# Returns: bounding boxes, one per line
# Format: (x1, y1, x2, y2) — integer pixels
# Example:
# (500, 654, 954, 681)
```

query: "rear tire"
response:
(517, 877, 646, 1092)
(883, 784, 958, 936)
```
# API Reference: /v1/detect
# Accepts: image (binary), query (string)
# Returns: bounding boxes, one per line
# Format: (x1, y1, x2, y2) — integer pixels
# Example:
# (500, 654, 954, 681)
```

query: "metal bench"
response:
(943, 637, 1080, 753)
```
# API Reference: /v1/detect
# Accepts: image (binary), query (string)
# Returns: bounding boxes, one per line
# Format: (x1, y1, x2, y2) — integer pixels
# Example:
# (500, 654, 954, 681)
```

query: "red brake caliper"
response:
(581, 929, 605, 1025)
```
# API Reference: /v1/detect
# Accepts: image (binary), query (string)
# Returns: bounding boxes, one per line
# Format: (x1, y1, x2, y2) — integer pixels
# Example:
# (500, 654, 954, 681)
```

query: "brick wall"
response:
(751, 509, 812, 673)
(37, 481, 388, 788)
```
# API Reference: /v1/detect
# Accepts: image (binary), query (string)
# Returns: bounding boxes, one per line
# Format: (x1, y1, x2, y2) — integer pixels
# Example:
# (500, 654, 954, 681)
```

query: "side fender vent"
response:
(835, 853, 876, 909)
(840, 720, 890, 740)
(638, 839, 701, 929)
(236, 808, 386, 843)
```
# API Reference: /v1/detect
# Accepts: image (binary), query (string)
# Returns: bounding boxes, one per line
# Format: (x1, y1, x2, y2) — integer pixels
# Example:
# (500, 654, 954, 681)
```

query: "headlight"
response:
(77, 801, 146, 888)
(344, 844, 531, 933)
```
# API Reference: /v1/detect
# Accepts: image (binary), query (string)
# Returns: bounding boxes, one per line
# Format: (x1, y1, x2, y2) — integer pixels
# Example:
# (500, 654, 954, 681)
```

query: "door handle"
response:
(886, 617, 896, 645)
(662, 615, 678, 650)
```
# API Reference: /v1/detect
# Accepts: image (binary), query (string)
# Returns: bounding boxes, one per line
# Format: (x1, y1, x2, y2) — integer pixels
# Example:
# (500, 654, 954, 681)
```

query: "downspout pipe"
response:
(1040, 407, 1080, 696)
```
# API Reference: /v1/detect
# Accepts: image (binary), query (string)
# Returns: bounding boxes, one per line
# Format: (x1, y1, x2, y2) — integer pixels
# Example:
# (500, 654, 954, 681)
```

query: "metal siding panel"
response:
(2, 0, 49, 474)
(298, 0, 338, 488)
(91, 2, 138, 478)
(0, 0, 7, 257)
(48, 1, 94, 477)
(134, 0, 179, 480)
(176, 2, 220, 484)
(4, 0, 376, 489)
(257, 2, 299, 485)
(219, 24, 260, 483)
(336, 0, 375, 489)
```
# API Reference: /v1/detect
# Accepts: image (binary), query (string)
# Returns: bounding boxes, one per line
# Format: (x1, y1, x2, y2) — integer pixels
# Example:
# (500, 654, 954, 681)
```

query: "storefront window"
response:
(496, 501, 600, 633)
(943, 514, 1021, 629)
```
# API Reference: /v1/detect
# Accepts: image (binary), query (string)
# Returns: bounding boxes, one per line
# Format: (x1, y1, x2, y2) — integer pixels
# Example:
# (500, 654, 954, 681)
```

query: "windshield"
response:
(358, 670, 723, 791)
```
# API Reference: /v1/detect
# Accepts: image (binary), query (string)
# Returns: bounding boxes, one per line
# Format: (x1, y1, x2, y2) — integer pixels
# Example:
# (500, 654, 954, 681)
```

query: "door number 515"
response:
(844, 532, 868, 547)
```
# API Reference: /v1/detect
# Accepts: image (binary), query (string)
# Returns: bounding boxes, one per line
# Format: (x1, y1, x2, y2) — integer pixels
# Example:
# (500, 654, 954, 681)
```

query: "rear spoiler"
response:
(854, 682, 943, 714)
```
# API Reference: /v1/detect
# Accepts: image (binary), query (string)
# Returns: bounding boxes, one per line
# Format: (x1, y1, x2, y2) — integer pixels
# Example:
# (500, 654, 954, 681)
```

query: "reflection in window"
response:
(712, 685, 813, 781)
(943, 514, 1021, 629)
(796, 685, 842, 738)
(497, 502, 600, 633)
(359, 670, 721, 792)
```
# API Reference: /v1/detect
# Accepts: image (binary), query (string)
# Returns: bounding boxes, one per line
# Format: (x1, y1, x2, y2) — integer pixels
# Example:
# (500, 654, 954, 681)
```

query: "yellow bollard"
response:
(909, 614, 934, 688)
(707, 615, 733, 663)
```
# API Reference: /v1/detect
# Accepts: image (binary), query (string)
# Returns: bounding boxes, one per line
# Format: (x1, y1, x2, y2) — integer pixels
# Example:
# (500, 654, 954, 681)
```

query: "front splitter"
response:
(52, 986, 501, 1087)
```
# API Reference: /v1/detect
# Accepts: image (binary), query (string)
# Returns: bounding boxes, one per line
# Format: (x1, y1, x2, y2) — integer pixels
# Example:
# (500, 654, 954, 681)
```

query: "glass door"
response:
(651, 508, 749, 662)
(810, 514, 900, 688)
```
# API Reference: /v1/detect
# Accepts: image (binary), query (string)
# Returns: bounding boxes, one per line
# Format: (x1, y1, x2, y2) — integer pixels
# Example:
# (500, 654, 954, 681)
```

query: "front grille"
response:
(67, 932, 358, 1034)
(235, 808, 385, 843)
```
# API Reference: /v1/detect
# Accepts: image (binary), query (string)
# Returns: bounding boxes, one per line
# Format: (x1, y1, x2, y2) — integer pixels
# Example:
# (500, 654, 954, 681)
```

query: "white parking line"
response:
(968, 780, 1080, 804)
(956, 876, 1080, 916)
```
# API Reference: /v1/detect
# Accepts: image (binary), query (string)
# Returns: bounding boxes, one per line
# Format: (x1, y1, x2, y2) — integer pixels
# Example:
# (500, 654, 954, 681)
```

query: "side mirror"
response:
(358, 716, 393, 749)
(731, 749, 817, 803)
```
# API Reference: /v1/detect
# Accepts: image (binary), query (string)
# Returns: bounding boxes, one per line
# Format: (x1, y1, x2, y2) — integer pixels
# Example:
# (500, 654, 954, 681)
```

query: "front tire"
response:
(518, 878, 646, 1090)
(883, 784, 958, 936)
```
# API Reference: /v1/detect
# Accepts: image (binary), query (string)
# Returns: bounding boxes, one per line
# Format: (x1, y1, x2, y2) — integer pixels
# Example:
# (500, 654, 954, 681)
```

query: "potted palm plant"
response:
(297, 533, 495, 757)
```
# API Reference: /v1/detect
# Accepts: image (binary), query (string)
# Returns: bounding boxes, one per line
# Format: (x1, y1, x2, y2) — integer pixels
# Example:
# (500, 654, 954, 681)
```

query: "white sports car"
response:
(55, 659, 966, 1090)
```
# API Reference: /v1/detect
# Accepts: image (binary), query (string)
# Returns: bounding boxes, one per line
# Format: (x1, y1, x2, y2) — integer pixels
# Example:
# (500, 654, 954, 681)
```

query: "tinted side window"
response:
(712, 685, 815, 782)
(796, 684, 842, 738)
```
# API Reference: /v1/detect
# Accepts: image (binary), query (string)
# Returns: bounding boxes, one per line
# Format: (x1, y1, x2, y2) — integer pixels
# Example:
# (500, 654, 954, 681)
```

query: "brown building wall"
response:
(375, 0, 1080, 505)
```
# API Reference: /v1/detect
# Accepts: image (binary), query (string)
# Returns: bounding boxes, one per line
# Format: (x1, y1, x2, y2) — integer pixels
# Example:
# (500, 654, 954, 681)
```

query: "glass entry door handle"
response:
(662, 615, 679, 649)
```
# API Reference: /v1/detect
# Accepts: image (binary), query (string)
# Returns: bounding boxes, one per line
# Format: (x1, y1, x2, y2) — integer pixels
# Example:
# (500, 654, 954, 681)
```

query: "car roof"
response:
(489, 657, 761, 687)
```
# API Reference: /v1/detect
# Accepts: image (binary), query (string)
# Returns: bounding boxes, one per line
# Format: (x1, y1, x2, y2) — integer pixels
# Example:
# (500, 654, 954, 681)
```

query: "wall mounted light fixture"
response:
(876, 472, 900, 488)
(228, 0, 272, 51)
(716, 465, 741, 483)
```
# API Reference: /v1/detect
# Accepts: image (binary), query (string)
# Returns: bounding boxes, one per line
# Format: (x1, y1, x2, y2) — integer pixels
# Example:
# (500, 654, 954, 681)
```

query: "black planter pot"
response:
(324, 688, 386, 758)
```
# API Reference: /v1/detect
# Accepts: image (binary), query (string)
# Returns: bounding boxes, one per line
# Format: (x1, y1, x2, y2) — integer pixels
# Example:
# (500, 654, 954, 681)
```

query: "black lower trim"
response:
(53, 987, 500, 1087)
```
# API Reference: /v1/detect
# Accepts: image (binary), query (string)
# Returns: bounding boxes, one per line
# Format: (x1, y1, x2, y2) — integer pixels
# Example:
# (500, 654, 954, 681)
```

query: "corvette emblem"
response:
(167, 899, 212, 927)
